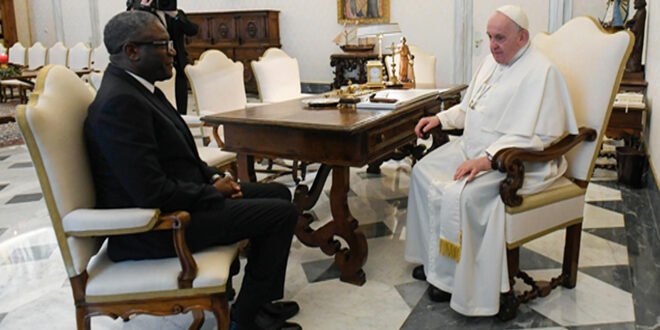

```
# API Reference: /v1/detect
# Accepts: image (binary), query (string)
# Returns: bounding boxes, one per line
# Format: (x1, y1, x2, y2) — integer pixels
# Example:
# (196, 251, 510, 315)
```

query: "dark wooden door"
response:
(0, 0, 18, 47)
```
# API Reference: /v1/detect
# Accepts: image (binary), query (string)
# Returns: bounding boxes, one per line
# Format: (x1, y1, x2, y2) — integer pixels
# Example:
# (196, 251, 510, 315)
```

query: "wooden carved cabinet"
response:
(185, 10, 281, 93)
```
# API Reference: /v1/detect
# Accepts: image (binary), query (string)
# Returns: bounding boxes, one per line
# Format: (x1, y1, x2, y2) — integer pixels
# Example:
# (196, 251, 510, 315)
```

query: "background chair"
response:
(2, 42, 29, 102)
(251, 48, 312, 181)
(155, 68, 238, 176)
(251, 48, 310, 103)
(90, 45, 109, 72)
(48, 42, 69, 66)
(185, 49, 248, 148)
(490, 17, 632, 320)
(68, 42, 91, 71)
(17, 64, 238, 330)
(385, 44, 437, 89)
(88, 71, 104, 90)
(27, 42, 47, 70)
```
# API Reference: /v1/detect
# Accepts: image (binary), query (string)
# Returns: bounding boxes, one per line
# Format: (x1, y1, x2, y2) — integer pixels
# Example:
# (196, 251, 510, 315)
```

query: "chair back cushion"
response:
(17, 65, 100, 277)
(8, 42, 26, 65)
(48, 42, 69, 66)
(533, 17, 632, 181)
(251, 48, 302, 103)
(89, 71, 104, 90)
(27, 42, 47, 70)
(409, 45, 437, 89)
(185, 49, 247, 116)
(68, 42, 91, 70)
(90, 46, 110, 71)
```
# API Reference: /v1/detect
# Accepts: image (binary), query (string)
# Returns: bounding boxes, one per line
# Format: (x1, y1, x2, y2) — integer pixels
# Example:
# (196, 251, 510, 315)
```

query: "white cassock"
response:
(405, 44, 578, 316)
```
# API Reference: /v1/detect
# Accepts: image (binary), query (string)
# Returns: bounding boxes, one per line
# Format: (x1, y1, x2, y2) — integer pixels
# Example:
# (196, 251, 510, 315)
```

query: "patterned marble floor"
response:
(0, 144, 658, 330)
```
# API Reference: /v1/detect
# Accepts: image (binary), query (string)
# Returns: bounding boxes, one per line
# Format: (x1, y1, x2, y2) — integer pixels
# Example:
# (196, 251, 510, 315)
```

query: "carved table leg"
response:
(293, 165, 367, 286)
(237, 154, 256, 183)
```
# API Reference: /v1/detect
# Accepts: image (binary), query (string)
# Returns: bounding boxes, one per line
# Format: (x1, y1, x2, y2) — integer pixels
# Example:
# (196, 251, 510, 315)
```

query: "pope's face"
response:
(487, 13, 528, 64)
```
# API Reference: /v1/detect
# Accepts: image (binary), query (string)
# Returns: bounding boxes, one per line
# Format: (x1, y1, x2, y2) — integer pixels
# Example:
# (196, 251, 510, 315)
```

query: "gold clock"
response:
(366, 60, 385, 87)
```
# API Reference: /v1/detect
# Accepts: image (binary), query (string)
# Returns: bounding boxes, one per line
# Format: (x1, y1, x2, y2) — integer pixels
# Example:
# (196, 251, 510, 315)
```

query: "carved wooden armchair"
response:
(17, 65, 239, 330)
(490, 17, 632, 320)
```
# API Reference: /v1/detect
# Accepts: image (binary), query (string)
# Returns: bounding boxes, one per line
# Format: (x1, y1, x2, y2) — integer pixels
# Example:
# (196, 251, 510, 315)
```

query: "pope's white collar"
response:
(503, 41, 530, 67)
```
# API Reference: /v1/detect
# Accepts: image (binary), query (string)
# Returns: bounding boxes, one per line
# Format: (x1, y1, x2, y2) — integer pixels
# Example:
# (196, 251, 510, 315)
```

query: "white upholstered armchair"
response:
(490, 17, 632, 320)
(155, 67, 238, 176)
(251, 48, 311, 103)
(17, 65, 239, 330)
(185, 49, 248, 149)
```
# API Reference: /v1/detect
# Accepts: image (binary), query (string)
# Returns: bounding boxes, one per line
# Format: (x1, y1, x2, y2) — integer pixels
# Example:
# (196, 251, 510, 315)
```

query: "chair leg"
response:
(210, 295, 231, 330)
(499, 247, 520, 321)
(291, 160, 300, 183)
(188, 310, 205, 330)
(562, 222, 582, 288)
(75, 307, 90, 330)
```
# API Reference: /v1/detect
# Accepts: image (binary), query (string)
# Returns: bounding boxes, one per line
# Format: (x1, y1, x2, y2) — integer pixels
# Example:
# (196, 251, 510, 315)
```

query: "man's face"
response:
(486, 13, 528, 64)
(130, 22, 175, 82)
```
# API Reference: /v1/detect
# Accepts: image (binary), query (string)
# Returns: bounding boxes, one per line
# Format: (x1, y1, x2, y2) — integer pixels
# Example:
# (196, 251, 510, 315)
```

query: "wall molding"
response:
(548, 0, 573, 32)
(88, 0, 101, 47)
(51, 0, 65, 43)
(453, 0, 473, 84)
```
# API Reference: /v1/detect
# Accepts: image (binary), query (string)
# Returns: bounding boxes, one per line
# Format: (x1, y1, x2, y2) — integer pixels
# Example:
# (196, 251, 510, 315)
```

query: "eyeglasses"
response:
(131, 40, 174, 51)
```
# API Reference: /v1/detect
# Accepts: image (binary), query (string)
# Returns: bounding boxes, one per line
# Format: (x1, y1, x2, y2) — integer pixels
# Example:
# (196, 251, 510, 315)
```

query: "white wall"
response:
(24, 0, 455, 85)
(645, 1, 659, 181)
(28, 0, 56, 46)
(181, 0, 455, 84)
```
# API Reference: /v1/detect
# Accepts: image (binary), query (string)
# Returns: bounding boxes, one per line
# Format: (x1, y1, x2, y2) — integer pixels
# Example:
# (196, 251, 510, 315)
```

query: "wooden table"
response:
(606, 78, 647, 147)
(203, 86, 466, 285)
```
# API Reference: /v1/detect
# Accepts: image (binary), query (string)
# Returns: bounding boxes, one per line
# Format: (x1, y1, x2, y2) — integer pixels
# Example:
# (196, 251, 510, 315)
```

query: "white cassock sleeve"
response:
(436, 104, 466, 130)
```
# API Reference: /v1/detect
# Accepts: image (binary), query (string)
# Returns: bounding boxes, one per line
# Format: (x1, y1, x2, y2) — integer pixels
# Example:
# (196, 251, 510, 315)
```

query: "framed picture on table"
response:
(337, 0, 390, 24)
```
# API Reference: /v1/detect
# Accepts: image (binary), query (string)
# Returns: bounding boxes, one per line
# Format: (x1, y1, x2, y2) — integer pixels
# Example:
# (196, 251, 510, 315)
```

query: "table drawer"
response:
(366, 115, 418, 155)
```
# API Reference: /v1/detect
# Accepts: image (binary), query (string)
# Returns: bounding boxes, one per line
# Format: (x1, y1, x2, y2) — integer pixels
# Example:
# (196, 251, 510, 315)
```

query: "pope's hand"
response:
(454, 156, 491, 182)
(414, 116, 441, 138)
(213, 177, 243, 199)
(140, 0, 153, 6)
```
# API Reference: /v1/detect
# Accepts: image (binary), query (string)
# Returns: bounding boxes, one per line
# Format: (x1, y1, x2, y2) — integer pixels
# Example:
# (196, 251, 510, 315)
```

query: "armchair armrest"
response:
(491, 126, 597, 207)
(62, 208, 160, 236)
(63, 208, 198, 289)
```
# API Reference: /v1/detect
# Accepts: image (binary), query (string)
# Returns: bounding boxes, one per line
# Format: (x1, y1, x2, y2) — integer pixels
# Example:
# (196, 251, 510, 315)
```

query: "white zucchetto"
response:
(496, 5, 529, 30)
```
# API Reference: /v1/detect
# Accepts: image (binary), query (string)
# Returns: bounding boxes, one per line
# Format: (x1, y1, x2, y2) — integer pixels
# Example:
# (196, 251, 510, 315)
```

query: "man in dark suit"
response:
(85, 11, 301, 330)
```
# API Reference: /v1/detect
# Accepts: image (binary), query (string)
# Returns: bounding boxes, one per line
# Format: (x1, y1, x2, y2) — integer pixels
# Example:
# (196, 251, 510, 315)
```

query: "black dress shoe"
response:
(412, 265, 426, 281)
(278, 322, 302, 330)
(428, 285, 452, 302)
(260, 301, 300, 320)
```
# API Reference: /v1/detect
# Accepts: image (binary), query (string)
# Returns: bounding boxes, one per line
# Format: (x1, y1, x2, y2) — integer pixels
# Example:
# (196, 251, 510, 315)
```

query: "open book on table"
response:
(356, 89, 446, 110)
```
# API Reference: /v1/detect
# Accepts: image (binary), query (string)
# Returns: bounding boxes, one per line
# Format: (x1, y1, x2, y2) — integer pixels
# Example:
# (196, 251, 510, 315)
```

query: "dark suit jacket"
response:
(85, 64, 222, 260)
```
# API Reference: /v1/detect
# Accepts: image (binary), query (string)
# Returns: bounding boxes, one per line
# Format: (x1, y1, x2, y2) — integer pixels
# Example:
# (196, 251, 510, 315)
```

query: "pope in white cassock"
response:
(405, 5, 578, 316)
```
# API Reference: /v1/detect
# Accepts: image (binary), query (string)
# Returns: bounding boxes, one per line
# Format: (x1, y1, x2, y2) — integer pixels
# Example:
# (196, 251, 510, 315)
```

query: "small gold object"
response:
(366, 60, 385, 87)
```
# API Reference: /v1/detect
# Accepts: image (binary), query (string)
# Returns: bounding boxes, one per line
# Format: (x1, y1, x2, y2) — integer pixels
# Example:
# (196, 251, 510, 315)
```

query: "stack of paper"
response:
(356, 89, 443, 110)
